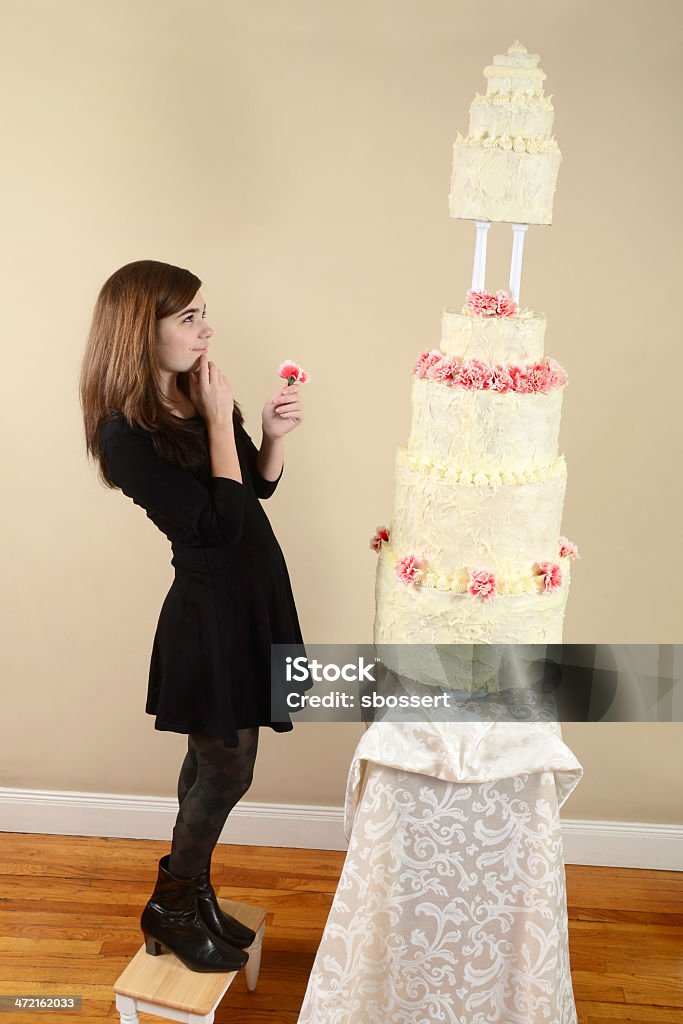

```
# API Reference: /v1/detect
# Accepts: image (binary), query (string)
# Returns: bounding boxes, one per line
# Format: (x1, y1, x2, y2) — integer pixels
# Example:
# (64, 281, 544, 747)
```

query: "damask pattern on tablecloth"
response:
(297, 764, 578, 1024)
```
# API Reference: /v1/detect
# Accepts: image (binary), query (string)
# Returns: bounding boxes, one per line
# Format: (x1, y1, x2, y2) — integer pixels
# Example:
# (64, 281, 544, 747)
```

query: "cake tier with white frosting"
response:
(408, 377, 564, 470)
(441, 308, 546, 363)
(449, 40, 561, 224)
(449, 142, 560, 224)
(389, 445, 566, 578)
(469, 91, 554, 139)
(373, 547, 570, 644)
(483, 66, 547, 95)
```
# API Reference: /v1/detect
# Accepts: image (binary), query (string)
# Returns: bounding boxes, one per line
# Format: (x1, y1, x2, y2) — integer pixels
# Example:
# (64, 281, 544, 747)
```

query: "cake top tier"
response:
(482, 40, 548, 92)
(488, 40, 545, 73)
(449, 41, 561, 224)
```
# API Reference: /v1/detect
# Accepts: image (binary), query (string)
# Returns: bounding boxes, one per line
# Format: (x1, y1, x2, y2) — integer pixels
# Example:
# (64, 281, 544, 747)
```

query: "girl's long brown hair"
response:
(80, 259, 244, 487)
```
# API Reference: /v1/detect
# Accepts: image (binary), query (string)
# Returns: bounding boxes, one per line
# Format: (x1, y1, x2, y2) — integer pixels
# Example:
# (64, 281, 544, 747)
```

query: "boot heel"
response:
(144, 934, 165, 956)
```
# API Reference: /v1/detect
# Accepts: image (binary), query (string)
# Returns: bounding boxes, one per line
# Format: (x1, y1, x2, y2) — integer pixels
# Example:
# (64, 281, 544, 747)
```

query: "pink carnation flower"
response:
(526, 362, 550, 392)
(495, 290, 518, 317)
(465, 290, 499, 317)
(467, 568, 497, 602)
(395, 553, 423, 586)
(427, 356, 456, 383)
(558, 536, 580, 559)
(448, 360, 465, 387)
(536, 561, 563, 592)
(544, 357, 569, 388)
(508, 365, 534, 393)
(370, 526, 390, 552)
(486, 365, 514, 393)
(459, 359, 489, 390)
(412, 349, 442, 376)
(279, 360, 309, 384)
(525, 358, 567, 393)
(464, 289, 519, 318)
(411, 349, 431, 373)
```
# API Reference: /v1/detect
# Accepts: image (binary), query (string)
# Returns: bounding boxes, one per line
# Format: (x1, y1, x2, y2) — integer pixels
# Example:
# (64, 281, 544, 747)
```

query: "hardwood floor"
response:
(0, 833, 681, 1022)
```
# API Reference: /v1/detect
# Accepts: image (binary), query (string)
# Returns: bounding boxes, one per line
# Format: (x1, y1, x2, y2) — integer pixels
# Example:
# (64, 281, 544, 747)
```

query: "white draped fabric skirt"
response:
(297, 721, 583, 1024)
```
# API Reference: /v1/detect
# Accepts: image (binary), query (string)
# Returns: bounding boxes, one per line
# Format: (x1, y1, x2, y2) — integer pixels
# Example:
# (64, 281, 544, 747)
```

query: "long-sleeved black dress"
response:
(99, 411, 307, 748)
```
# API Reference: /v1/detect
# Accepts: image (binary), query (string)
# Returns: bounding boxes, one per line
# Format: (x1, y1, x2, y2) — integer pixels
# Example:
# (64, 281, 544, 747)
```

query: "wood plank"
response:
(0, 832, 680, 1022)
(577, 999, 683, 1022)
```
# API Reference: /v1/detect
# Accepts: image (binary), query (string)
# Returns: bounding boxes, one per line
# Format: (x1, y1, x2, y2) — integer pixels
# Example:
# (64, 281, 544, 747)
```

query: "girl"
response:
(81, 259, 305, 973)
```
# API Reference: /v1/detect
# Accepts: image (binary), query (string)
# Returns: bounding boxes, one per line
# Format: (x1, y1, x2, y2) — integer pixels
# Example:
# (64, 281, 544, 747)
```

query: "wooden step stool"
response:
(113, 899, 266, 1023)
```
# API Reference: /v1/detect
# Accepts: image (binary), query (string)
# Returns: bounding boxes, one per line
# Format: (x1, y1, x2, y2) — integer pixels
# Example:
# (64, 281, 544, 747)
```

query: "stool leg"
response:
(115, 993, 139, 1024)
(244, 922, 265, 991)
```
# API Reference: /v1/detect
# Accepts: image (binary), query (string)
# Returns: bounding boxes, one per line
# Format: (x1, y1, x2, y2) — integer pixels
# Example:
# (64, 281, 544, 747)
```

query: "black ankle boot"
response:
(141, 854, 249, 973)
(195, 855, 257, 949)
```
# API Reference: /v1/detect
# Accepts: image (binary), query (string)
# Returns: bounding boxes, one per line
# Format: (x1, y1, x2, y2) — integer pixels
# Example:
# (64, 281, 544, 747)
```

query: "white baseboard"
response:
(0, 788, 347, 851)
(561, 818, 682, 871)
(0, 788, 681, 869)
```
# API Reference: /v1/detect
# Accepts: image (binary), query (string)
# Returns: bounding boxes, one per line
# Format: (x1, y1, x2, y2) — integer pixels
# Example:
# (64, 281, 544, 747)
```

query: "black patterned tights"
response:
(167, 727, 259, 879)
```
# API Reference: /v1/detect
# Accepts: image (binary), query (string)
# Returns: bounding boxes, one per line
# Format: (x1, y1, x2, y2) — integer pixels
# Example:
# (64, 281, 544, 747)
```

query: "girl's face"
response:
(156, 289, 214, 373)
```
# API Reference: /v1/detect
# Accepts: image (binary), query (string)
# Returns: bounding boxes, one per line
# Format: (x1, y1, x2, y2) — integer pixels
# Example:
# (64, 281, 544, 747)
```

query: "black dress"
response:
(99, 411, 307, 748)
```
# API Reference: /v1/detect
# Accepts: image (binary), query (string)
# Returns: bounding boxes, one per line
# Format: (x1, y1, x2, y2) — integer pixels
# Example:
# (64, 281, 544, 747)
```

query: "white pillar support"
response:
(508, 223, 528, 305)
(471, 220, 490, 293)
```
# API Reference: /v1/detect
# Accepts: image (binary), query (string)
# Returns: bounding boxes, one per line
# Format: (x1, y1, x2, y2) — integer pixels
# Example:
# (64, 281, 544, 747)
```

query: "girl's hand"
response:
(262, 382, 304, 439)
(188, 352, 234, 426)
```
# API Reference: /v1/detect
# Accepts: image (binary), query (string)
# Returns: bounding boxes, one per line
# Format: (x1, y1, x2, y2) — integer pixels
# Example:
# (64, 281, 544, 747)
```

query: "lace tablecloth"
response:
(297, 721, 583, 1024)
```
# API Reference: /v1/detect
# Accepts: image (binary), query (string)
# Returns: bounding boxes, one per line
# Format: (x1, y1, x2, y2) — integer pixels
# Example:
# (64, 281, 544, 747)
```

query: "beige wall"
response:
(1, 0, 681, 824)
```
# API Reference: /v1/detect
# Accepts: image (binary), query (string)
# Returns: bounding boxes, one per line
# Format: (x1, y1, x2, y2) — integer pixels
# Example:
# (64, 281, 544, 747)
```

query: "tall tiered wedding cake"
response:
(372, 40, 579, 655)
(297, 42, 584, 1024)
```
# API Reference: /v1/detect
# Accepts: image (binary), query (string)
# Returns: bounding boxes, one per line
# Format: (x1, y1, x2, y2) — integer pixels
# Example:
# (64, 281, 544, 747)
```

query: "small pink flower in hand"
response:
(279, 360, 309, 386)
(264, 360, 308, 437)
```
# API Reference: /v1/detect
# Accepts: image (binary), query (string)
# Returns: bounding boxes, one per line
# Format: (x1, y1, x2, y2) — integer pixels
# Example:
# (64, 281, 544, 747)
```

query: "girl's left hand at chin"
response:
(262, 383, 304, 439)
